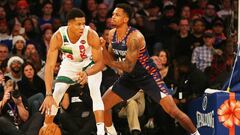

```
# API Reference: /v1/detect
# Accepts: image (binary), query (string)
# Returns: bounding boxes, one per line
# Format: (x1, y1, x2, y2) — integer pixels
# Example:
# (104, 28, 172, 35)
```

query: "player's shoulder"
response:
(129, 28, 144, 39)
(87, 26, 99, 38)
(107, 28, 116, 41)
(109, 28, 116, 33)
(54, 26, 67, 36)
(109, 28, 116, 36)
(87, 26, 100, 46)
(49, 30, 63, 49)
(52, 29, 62, 42)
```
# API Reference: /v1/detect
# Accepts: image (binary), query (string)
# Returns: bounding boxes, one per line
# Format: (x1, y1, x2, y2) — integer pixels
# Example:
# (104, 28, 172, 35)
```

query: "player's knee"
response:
(92, 98, 104, 111)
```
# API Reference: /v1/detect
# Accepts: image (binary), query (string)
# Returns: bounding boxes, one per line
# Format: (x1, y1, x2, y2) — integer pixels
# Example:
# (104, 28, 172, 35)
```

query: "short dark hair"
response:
(178, 18, 189, 25)
(41, 1, 53, 9)
(0, 43, 8, 49)
(116, 3, 133, 18)
(66, 8, 85, 21)
(192, 18, 205, 26)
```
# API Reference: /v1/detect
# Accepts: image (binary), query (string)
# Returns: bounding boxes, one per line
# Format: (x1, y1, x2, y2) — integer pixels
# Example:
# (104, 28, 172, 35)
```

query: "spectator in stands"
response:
(11, 35, 26, 57)
(156, 50, 175, 88)
(217, 0, 233, 21)
(22, 17, 40, 43)
(24, 44, 45, 75)
(52, 17, 62, 32)
(202, 3, 218, 29)
(84, 0, 98, 23)
(173, 18, 192, 59)
(24, 42, 38, 59)
(176, 56, 208, 102)
(116, 90, 145, 135)
(30, 15, 41, 33)
(0, 43, 9, 68)
(191, 29, 217, 72)
(17, 62, 45, 115)
(39, 26, 53, 61)
(9, 18, 25, 37)
(209, 39, 234, 88)
(39, 1, 54, 31)
(180, 5, 191, 20)
(0, 4, 7, 21)
(156, 1, 178, 56)
(24, 42, 46, 78)
(0, 20, 8, 38)
(91, 3, 109, 35)
(60, 84, 96, 135)
(105, 17, 113, 29)
(189, 18, 205, 51)
(190, 0, 207, 17)
(137, 0, 161, 55)
(212, 18, 227, 49)
(15, 0, 30, 24)
(0, 79, 43, 135)
(3, 0, 17, 21)
(59, 0, 73, 25)
(0, 6, 10, 40)
(102, 28, 110, 44)
(5, 56, 24, 82)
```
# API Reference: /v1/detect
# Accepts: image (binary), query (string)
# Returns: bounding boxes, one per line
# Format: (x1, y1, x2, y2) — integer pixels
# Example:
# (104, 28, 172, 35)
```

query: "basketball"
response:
(39, 123, 62, 135)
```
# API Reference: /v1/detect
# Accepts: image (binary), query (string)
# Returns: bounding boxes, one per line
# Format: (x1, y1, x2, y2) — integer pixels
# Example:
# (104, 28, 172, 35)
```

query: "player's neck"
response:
(116, 24, 129, 41)
(67, 27, 81, 43)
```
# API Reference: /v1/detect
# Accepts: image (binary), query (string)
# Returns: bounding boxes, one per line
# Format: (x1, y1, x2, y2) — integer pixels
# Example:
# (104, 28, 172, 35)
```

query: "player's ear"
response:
(123, 16, 129, 23)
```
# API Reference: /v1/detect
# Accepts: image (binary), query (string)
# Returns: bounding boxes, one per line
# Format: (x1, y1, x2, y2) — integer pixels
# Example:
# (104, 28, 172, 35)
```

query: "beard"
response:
(11, 66, 21, 74)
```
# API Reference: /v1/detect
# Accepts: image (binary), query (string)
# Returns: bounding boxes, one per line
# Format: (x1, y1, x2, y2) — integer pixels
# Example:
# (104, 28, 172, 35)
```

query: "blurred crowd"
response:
(0, 0, 238, 135)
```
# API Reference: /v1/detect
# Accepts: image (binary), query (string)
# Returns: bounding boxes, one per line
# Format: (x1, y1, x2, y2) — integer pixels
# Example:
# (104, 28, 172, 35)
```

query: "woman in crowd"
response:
(39, 26, 53, 61)
(17, 62, 45, 115)
(11, 35, 26, 57)
(24, 43, 45, 76)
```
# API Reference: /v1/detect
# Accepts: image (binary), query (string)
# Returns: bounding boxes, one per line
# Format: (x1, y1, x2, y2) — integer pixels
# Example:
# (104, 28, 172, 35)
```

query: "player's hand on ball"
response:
(39, 96, 57, 115)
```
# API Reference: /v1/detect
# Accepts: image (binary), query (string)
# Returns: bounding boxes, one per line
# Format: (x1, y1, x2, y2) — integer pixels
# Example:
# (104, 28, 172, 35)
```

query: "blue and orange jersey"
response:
(112, 26, 158, 76)
(111, 27, 168, 93)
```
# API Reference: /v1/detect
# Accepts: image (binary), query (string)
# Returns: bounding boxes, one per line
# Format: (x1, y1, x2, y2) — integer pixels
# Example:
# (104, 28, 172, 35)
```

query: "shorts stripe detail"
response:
(55, 76, 76, 84)
(82, 60, 94, 71)
(138, 47, 169, 95)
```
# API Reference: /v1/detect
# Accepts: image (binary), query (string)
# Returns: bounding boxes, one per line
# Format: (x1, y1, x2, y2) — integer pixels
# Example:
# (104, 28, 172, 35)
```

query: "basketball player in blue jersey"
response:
(39, 8, 105, 135)
(101, 3, 200, 135)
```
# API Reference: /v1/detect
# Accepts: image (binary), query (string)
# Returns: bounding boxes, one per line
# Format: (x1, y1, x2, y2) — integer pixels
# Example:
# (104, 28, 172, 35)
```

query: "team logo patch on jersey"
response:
(80, 40, 86, 44)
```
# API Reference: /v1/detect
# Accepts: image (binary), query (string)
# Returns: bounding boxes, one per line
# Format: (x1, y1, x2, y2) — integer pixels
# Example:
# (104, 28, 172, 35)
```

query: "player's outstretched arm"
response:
(39, 32, 62, 114)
